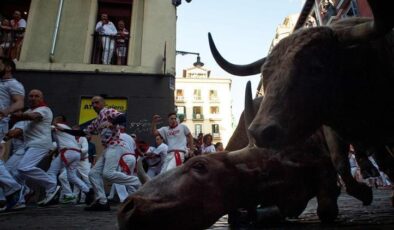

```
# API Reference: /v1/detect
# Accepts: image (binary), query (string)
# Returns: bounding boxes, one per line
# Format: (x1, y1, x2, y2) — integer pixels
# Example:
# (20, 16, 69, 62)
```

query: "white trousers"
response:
(101, 38, 114, 64)
(17, 147, 55, 192)
(0, 160, 21, 196)
(47, 150, 90, 195)
(59, 158, 91, 197)
(89, 145, 141, 204)
(161, 151, 185, 173)
(147, 165, 162, 177)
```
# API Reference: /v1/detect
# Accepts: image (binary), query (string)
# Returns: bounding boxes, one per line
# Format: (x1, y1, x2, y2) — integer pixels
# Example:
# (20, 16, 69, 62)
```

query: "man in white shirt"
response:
(11, 90, 58, 205)
(40, 116, 94, 206)
(0, 57, 24, 211)
(144, 135, 168, 177)
(95, 13, 117, 64)
(151, 112, 194, 172)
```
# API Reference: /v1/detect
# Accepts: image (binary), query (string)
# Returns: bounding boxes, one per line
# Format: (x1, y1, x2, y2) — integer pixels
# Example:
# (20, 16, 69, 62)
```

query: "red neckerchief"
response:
(31, 101, 47, 110)
(169, 123, 178, 129)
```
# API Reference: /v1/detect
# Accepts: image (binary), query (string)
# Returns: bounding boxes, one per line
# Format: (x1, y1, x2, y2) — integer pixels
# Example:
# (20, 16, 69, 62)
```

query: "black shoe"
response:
(84, 188, 95, 205)
(84, 201, 110, 211)
(5, 189, 22, 210)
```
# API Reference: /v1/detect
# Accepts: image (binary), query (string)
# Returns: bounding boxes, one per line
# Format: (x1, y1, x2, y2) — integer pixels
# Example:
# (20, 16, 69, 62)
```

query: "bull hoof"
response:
(346, 183, 373, 205)
(317, 201, 338, 223)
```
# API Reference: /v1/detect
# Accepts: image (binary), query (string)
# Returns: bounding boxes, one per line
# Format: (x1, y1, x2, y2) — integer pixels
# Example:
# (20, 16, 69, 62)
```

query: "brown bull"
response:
(209, 0, 394, 205)
(118, 82, 340, 230)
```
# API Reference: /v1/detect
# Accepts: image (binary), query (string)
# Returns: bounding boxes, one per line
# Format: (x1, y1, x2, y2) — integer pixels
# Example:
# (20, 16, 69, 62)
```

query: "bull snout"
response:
(249, 121, 285, 148)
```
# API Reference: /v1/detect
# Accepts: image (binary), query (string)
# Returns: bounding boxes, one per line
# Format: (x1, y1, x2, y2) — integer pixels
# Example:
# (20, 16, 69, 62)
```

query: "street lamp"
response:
(172, 0, 192, 7)
(176, 50, 204, 67)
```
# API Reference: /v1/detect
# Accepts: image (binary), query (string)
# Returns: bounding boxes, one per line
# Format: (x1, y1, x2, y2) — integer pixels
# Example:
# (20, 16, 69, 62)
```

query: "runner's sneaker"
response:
(84, 188, 95, 205)
(84, 200, 110, 211)
(0, 200, 6, 212)
(8, 202, 26, 211)
(38, 186, 61, 206)
(5, 189, 22, 210)
(60, 195, 77, 204)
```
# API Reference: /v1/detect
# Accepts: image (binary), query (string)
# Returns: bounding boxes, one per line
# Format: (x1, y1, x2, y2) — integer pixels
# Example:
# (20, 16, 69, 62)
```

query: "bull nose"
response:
(249, 122, 283, 148)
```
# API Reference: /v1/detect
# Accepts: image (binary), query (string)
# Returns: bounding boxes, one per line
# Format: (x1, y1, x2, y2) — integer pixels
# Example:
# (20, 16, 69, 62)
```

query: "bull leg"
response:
(323, 126, 372, 205)
(353, 144, 380, 179)
(315, 160, 340, 223)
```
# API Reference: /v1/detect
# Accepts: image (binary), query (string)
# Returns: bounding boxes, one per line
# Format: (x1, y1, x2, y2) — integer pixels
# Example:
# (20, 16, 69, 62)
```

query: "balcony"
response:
(0, 27, 25, 60)
(175, 96, 185, 102)
(91, 33, 130, 65)
(209, 114, 222, 121)
(192, 113, 204, 121)
(209, 97, 220, 103)
(193, 96, 203, 102)
(212, 133, 221, 139)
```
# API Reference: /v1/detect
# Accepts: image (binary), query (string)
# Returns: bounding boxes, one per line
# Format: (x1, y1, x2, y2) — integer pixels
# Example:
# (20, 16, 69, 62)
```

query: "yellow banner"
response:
(78, 98, 127, 125)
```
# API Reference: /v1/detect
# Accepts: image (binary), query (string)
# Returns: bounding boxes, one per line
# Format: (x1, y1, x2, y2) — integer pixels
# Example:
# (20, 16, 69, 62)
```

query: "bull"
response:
(118, 82, 340, 229)
(208, 0, 393, 205)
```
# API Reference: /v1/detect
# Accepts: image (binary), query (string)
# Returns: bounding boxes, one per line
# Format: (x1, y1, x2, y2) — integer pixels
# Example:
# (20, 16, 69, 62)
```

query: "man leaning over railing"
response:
(95, 13, 117, 65)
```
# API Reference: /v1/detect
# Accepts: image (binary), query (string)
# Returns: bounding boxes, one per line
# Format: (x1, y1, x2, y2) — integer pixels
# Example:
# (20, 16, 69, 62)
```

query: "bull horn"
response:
(208, 33, 265, 76)
(137, 157, 150, 184)
(336, 0, 394, 44)
(244, 81, 255, 146)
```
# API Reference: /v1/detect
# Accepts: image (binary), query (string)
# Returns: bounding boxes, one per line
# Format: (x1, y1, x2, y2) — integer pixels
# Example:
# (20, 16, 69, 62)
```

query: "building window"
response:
(210, 106, 219, 114)
(193, 89, 202, 101)
(0, 1, 31, 60)
(91, 0, 132, 65)
(176, 106, 186, 121)
(176, 89, 184, 101)
(194, 124, 202, 137)
(193, 106, 203, 120)
(209, 89, 219, 101)
(212, 124, 220, 138)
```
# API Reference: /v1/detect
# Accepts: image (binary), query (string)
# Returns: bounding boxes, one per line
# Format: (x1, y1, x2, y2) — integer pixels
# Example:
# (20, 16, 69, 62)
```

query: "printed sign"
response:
(78, 97, 127, 125)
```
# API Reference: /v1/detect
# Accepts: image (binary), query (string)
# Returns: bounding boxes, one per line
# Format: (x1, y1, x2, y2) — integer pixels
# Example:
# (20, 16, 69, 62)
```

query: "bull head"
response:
(118, 83, 339, 229)
(209, 0, 394, 148)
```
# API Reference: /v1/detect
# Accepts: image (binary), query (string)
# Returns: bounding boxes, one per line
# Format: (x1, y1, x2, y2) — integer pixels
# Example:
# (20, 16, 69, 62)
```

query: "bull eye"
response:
(192, 161, 207, 173)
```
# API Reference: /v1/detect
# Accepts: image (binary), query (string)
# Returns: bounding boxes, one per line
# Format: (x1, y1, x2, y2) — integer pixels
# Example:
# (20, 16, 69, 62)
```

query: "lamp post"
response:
(176, 50, 204, 67)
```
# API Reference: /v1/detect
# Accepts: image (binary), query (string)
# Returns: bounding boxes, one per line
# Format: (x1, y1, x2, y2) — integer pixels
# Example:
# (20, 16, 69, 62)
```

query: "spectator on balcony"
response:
(115, 20, 129, 65)
(95, 13, 117, 65)
(0, 19, 12, 58)
(10, 11, 27, 61)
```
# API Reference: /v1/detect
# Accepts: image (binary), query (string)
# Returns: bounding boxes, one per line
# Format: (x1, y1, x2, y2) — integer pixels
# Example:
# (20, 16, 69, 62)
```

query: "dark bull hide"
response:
(209, 0, 394, 205)
(118, 82, 340, 230)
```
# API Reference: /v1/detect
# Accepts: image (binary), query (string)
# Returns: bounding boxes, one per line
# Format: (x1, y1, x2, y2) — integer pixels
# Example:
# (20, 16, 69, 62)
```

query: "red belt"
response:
(169, 150, 183, 167)
(60, 148, 82, 166)
(119, 153, 137, 175)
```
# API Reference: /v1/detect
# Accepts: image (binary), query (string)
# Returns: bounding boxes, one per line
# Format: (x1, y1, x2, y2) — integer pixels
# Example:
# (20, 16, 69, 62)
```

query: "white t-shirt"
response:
(146, 143, 168, 166)
(54, 123, 80, 150)
(201, 144, 216, 154)
(0, 78, 25, 125)
(120, 133, 136, 153)
(10, 120, 26, 155)
(158, 124, 190, 152)
(77, 136, 89, 157)
(23, 106, 53, 149)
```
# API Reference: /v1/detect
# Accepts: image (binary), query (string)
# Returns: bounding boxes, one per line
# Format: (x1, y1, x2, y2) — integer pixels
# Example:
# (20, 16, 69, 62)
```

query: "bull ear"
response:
(244, 81, 255, 146)
(208, 33, 265, 76)
(335, 0, 394, 44)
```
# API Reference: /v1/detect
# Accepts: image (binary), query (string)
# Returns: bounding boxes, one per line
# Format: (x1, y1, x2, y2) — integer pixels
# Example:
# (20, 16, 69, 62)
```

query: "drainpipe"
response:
(49, 0, 64, 63)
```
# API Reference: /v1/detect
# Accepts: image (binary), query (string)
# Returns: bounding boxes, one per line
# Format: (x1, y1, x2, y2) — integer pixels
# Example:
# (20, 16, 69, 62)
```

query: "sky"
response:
(175, 0, 304, 123)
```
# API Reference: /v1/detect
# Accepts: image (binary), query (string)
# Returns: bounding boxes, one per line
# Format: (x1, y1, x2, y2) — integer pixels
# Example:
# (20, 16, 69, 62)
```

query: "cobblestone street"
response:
(1, 188, 393, 229)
